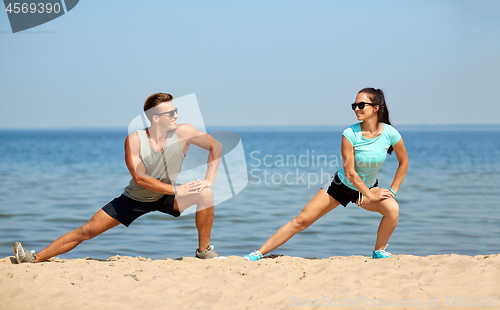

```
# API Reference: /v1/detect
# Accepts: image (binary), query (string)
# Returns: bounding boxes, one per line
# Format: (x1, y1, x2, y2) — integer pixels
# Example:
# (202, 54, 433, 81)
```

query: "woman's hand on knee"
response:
(368, 188, 395, 203)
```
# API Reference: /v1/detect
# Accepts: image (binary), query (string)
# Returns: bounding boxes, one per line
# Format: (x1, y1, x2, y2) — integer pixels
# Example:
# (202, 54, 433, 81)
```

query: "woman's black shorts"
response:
(102, 194, 180, 227)
(321, 173, 378, 207)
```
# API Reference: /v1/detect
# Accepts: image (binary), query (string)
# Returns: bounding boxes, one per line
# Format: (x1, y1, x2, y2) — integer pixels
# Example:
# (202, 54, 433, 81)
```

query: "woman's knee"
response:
(290, 214, 313, 231)
(382, 200, 399, 219)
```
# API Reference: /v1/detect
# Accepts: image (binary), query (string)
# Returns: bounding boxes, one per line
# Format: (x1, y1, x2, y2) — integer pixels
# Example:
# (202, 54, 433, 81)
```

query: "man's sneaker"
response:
(13, 242, 36, 264)
(243, 251, 262, 261)
(196, 244, 223, 259)
(372, 244, 392, 259)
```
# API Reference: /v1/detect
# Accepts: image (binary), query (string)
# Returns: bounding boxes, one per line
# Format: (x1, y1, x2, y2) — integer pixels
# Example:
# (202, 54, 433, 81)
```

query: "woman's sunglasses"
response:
(155, 107, 178, 117)
(351, 102, 378, 110)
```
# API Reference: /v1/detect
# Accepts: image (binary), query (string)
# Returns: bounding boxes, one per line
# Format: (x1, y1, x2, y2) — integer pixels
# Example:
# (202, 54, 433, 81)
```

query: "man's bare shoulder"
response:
(126, 131, 140, 142)
(176, 123, 198, 138)
(125, 131, 140, 152)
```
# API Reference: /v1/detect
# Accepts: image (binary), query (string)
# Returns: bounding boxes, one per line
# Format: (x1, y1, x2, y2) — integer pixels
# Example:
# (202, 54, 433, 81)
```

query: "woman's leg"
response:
(258, 189, 341, 255)
(35, 210, 120, 262)
(357, 188, 399, 251)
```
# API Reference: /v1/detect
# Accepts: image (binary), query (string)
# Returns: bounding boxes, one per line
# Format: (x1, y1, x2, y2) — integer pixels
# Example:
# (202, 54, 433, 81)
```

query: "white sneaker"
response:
(13, 241, 36, 264)
(195, 244, 225, 259)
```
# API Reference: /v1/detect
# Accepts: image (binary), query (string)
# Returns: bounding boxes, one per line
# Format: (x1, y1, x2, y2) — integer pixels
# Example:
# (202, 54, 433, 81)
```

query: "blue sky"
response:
(1, 0, 499, 129)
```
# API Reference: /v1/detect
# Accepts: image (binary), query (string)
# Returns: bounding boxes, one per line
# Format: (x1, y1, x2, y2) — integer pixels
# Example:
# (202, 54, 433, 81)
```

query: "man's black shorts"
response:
(102, 194, 180, 227)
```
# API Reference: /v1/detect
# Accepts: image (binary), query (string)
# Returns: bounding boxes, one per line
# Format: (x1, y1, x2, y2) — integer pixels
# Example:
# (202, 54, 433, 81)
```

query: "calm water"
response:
(1, 126, 499, 260)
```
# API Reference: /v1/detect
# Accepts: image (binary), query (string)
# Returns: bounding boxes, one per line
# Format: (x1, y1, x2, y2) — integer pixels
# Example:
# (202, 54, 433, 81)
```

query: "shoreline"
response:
(2, 254, 499, 310)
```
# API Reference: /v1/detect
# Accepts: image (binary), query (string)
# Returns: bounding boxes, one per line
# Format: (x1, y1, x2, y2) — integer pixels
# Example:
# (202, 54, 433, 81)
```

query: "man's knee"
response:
(199, 187, 214, 204)
(76, 223, 99, 241)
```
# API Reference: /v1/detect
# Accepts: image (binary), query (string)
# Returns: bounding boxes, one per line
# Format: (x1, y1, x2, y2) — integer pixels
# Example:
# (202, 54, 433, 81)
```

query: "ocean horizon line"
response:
(1, 124, 500, 132)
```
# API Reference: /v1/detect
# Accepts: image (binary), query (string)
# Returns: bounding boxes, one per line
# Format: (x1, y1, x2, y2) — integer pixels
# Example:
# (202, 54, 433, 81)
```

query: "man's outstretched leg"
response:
(14, 210, 120, 263)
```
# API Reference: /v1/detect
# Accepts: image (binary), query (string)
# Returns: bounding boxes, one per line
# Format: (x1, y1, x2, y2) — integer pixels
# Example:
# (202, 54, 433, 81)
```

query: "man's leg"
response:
(174, 187, 214, 252)
(195, 202, 214, 252)
(35, 210, 120, 262)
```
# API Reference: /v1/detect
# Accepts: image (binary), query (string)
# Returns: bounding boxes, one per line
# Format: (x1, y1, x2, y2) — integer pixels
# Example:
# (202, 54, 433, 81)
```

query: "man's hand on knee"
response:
(196, 179, 213, 194)
(176, 180, 202, 197)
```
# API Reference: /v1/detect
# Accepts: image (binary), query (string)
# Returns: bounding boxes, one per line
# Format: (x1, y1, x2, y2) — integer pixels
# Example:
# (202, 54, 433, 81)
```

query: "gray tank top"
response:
(123, 129, 185, 202)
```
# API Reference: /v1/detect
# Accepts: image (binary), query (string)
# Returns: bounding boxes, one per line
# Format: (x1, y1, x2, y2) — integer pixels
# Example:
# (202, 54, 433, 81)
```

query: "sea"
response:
(1, 126, 499, 260)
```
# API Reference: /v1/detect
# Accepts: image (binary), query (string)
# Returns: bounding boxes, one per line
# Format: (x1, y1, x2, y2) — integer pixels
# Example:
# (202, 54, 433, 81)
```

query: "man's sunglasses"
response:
(351, 102, 378, 110)
(155, 107, 178, 117)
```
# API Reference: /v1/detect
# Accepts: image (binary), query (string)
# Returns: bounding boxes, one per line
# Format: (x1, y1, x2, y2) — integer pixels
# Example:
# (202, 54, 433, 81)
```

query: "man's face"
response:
(153, 101, 179, 130)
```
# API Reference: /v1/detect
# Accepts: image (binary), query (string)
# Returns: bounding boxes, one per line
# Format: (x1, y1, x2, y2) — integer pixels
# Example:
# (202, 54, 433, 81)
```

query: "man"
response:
(13, 93, 223, 263)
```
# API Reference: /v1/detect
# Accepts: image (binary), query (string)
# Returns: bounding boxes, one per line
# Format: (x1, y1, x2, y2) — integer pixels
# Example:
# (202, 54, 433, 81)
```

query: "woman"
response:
(244, 88, 409, 261)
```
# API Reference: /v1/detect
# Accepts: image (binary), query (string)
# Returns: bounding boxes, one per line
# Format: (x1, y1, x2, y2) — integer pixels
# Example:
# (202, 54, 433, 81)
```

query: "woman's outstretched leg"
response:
(253, 189, 340, 257)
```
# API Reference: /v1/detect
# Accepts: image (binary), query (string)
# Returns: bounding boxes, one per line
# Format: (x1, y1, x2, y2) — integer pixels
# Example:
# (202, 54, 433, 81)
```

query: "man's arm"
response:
(124, 132, 202, 196)
(125, 132, 175, 195)
(177, 124, 222, 192)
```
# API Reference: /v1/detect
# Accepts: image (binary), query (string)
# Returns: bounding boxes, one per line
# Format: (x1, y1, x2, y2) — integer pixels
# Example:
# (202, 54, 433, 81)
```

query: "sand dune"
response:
(1, 254, 499, 309)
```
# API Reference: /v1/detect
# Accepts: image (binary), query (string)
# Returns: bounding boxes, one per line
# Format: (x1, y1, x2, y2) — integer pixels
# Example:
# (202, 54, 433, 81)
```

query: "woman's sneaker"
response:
(13, 242, 36, 264)
(243, 251, 262, 261)
(195, 244, 224, 259)
(372, 244, 392, 259)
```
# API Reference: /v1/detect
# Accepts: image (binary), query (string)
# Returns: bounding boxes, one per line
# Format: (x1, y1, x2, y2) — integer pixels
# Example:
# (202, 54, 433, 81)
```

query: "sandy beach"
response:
(1, 254, 499, 310)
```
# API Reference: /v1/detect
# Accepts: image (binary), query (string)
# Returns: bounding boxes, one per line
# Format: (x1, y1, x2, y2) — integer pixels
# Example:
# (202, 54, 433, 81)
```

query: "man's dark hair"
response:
(144, 93, 174, 120)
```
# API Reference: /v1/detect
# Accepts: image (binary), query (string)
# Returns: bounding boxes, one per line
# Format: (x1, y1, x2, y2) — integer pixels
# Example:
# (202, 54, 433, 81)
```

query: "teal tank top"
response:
(337, 123, 401, 190)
